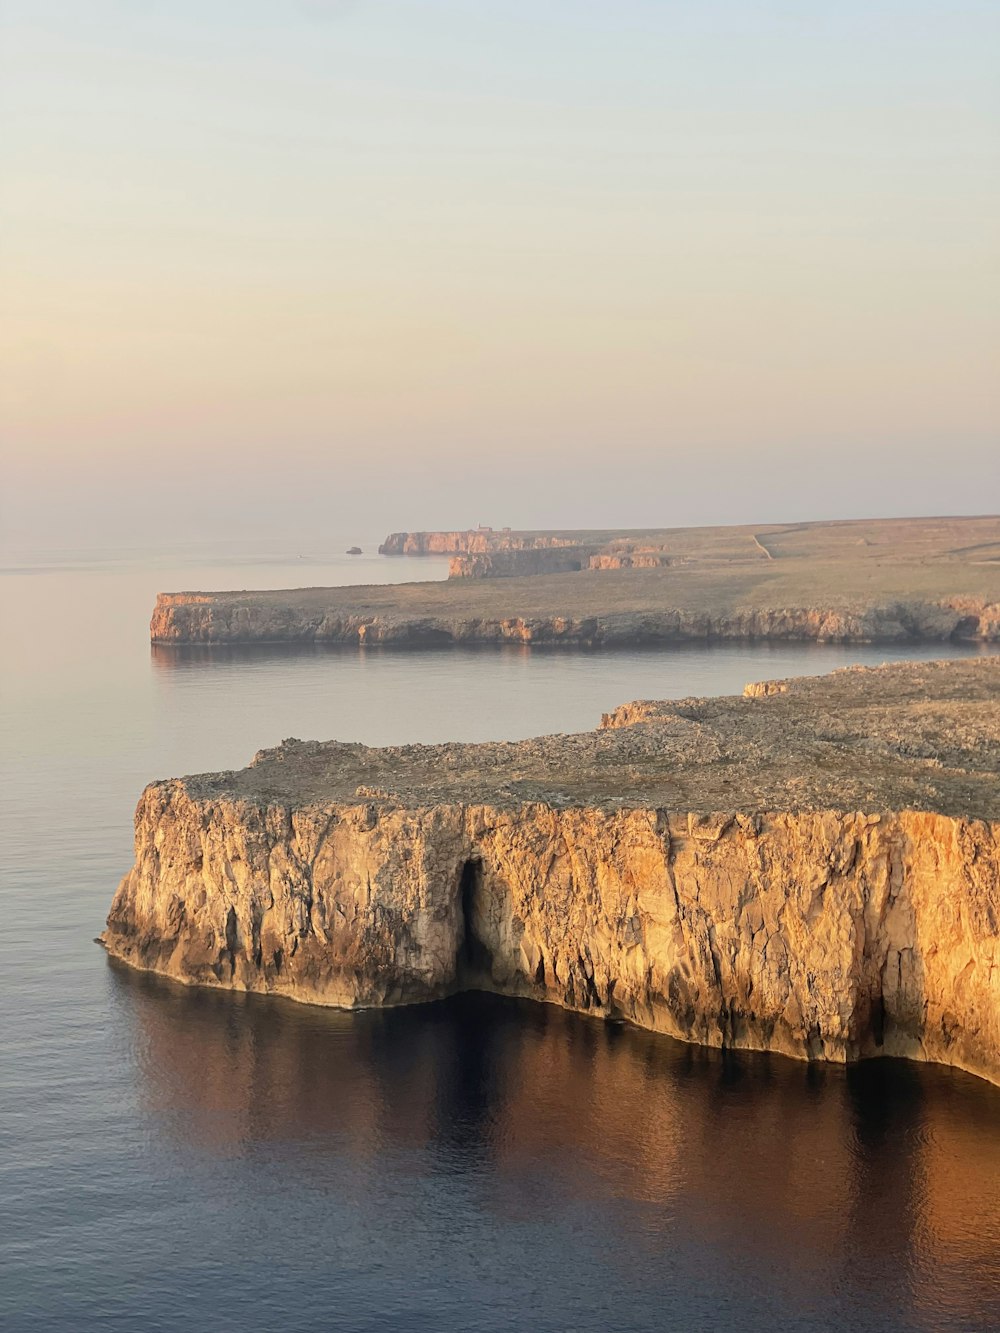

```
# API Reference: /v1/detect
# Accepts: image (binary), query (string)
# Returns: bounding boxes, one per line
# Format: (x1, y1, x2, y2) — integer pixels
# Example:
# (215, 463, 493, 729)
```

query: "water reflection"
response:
(112, 965, 1000, 1330)
(150, 638, 1000, 673)
(150, 641, 539, 670)
(146, 638, 1000, 761)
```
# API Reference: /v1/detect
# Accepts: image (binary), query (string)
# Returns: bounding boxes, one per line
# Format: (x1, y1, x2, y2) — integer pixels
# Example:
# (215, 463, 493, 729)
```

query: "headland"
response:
(151, 516, 1000, 647)
(104, 658, 1000, 1084)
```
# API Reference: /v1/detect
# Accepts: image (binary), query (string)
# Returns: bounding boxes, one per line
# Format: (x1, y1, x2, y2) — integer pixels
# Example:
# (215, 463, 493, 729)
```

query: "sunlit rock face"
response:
(103, 660, 1000, 1085)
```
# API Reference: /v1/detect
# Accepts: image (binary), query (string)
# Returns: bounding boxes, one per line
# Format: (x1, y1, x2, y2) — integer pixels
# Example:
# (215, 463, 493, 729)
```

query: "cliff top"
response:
(176, 658, 1000, 820)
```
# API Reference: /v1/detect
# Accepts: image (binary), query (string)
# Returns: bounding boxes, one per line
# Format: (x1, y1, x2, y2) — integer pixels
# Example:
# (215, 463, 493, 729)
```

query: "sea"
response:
(2, 538, 999, 1333)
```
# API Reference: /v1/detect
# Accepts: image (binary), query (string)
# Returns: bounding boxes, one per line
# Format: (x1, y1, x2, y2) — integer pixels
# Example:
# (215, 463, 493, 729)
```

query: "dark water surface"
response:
(3, 544, 999, 1332)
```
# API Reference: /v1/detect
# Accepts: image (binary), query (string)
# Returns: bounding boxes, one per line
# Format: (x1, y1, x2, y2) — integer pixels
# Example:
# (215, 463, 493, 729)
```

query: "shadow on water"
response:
(107, 962, 1000, 1330)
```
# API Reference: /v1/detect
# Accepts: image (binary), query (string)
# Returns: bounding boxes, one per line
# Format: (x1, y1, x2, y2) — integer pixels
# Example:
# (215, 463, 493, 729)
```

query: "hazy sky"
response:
(2, 0, 998, 549)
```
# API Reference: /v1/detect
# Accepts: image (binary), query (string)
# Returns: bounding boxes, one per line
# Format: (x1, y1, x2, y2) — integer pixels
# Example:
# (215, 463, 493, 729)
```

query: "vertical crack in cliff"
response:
(458, 858, 493, 987)
(221, 904, 238, 980)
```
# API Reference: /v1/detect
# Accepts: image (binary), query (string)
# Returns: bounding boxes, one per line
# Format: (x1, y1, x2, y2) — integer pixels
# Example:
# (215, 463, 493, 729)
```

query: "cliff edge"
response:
(104, 659, 1000, 1084)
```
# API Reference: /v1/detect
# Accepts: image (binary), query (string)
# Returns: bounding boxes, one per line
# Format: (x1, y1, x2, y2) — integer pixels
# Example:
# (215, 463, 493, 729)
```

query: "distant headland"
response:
(151, 515, 999, 648)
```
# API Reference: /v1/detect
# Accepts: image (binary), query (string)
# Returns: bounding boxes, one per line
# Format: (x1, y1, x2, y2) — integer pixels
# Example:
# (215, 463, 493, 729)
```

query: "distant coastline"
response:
(150, 515, 1000, 649)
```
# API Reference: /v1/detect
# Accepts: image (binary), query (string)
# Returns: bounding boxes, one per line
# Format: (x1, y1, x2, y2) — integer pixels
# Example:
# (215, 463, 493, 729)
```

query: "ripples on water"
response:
(2, 545, 999, 1332)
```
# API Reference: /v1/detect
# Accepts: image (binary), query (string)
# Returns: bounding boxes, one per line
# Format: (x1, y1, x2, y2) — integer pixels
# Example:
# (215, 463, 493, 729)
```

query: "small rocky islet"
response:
(103, 657, 1000, 1086)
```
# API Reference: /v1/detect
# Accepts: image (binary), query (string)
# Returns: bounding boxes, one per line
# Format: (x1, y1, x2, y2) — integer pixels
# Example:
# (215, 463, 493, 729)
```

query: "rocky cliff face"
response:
(588, 550, 672, 570)
(379, 529, 677, 575)
(104, 660, 1000, 1084)
(103, 787, 1000, 1085)
(448, 548, 594, 578)
(150, 591, 1000, 646)
(444, 547, 674, 576)
(379, 530, 584, 557)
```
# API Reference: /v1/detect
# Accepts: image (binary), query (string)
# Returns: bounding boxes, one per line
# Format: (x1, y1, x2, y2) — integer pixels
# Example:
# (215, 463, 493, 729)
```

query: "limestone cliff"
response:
(379, 530, 585, 557)
(150, 589, 1000, 646)
(448, 548, 596, 578)
(104, 660, 1000, 1085)
(588, 550, 672, 570)
(446, 546, 672, 577)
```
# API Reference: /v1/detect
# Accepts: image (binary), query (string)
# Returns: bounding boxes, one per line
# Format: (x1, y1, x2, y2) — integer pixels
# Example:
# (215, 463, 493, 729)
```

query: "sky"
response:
(1, 0, 998, 550)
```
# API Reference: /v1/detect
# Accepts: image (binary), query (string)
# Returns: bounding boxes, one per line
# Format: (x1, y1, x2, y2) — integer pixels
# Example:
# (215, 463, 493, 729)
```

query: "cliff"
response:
(150, 587, 1000, 647)
(104, 659, 1000, 1084)
(379, 529, 588, 557)
(152, 516, 1000, 647)
(381, 529, 670, 577)
(381, 516, 1000, 581)
(444, 547, 672, 577)
(448, 548, 596, 578)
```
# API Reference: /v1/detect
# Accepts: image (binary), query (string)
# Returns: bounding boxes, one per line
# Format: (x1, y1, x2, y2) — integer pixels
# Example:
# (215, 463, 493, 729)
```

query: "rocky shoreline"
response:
(103, 659, 1000, 1085)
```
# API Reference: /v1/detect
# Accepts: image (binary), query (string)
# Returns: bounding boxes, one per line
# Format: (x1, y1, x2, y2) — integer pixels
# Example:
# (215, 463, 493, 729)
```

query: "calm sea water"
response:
(2, 541, 999, 1333)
